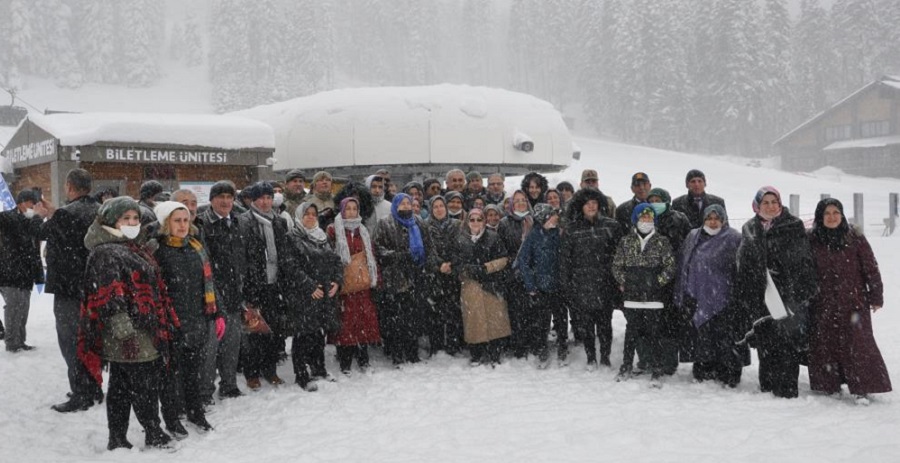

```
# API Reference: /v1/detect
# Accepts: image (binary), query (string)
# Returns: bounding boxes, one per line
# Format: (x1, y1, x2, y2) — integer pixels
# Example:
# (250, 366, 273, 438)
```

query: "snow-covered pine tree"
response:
(210, 0, 252, 112)
(183, 13, 204, 67)
(120, 0, 161, 87)
(831, 0, 880, 95)
(790, 0, 836, 124)
(758, 0, 793, 154)
(462, 0, 494, 86)
(76, 0, 118, 84)
(169, 22, 185, 61)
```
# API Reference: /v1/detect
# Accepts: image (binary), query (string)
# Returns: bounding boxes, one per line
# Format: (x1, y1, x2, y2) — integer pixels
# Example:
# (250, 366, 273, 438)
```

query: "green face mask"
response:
(649, 203, 667, 216)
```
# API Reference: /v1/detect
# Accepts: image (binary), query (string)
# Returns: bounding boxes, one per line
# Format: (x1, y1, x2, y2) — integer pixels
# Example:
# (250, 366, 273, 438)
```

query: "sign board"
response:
(74, 145, 268, 166)
(2, 138, 57, 167)
(180, 181, 215, 206)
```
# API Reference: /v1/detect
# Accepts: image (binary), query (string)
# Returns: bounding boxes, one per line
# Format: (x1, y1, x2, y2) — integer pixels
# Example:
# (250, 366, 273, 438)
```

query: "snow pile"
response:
(28, 112, 275, 150)
(233, 84, 574, 171)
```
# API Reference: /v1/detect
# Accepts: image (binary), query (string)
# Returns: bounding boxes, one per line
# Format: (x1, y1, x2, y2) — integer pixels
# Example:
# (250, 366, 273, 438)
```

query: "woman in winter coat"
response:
(515, 203, 562, 366)
(807, 198, 891, 400)
(282, 202, 342, 390)
(560, 188, 623, 369)
(612, 203, 676, 383)
(374, 193, 437, 365)
(735, 186, 817, 399)
(674, 205, 748, 387)
(424, 196, 463, 356)
(521, 172, 548, 209)
(444, 191, 467, 222)
(453, 208, 511, 366)
(327, 197, 381, 374)
(153, 201, 223, 437)
(496, 190, 534, 357)
(77, 197, 177, 450)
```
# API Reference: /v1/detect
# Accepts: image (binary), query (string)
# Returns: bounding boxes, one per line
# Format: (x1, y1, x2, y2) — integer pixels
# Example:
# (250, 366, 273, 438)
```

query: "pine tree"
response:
(210, 0, 252, 112)
(76, 0, 118, 83)
(791, 0, 835, 124)
(183, 14, 204, 67)
(831, 0, 880, 94)
(169, 22, 185, 61)
(120, 0, 162, 87)
(758, 0, 793, 153)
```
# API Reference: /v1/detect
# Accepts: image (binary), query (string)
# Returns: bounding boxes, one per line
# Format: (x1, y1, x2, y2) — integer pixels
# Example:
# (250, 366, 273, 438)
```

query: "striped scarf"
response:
(164, 235, 218, 316)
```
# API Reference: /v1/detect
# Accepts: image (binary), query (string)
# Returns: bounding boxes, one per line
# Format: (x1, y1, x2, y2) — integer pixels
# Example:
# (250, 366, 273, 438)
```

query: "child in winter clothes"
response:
(612, 203, 676, 382)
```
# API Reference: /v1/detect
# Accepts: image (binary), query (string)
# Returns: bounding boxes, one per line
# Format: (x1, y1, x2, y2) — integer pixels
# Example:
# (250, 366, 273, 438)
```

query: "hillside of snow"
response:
(1, 129, 898, 461)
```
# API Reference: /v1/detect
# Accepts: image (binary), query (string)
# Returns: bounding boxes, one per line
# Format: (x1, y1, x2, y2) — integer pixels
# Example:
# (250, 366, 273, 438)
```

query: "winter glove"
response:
(215, 317, 226, 341)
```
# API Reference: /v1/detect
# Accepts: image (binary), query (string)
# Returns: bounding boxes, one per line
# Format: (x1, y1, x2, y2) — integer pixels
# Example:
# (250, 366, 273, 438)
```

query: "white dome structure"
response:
(233, 84, 576, 179)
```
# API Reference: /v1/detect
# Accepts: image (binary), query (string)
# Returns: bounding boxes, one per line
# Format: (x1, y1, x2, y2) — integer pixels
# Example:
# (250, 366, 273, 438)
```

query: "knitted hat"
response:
(285, 168, 306, 183)
(752, 186, 781, 214)
(154, 201, 189, 230)
(209, 180, 236, 201)
(312, 171, 332, 183)
(466, 171, 483, 181)
(647, 187, 671, 205)
(98, 196, 141, 227)
(246, 181, 275, 201)
(685, 169, 706, 184)
(139, 180, 164, 200)
(631, 202, 656, 224)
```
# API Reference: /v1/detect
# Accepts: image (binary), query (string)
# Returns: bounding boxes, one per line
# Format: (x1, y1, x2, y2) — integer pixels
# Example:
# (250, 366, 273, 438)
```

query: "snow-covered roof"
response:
(233, 84, 574, 172)
(28, 112, 275, 150)
(823, 134, 900, 151)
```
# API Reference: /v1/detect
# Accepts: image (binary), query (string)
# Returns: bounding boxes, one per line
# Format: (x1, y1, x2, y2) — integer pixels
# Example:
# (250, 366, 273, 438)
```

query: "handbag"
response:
(341, 252, 372, 295)
(242, 306, 271, 334)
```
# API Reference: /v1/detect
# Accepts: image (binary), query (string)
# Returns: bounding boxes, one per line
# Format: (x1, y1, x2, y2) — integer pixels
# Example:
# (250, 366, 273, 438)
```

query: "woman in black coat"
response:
(424, 195, 463, 356)
(736, 186, 817, 399)
(282, 202, 342, 391)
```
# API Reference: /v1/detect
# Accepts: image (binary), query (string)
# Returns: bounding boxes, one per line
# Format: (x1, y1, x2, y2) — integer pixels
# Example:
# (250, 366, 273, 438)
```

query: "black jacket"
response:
(452, 229, 509, 298)
(656, 209, 693, 255)
(196, 208, 246, 313)
(615, 197, 643, 234)
(672, 192, 726, 229)
(281, 228, 342, 335)
(40, 195, 99, 297)
(496, 215, 530, 261)
(373, 215, 437, 294)
(425, 216, 462, 299)
(154, 239, 215, 334)
(238, 209, 290, 307)
(0, 208, 44, 289)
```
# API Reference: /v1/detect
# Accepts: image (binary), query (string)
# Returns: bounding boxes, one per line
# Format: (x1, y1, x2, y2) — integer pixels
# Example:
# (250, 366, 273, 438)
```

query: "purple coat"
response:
(674, 225, 742, 328)
(808, 230, 891, 395)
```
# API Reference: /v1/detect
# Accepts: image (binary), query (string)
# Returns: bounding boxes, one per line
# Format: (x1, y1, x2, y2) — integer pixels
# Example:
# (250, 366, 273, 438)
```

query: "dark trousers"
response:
(161, 328, 209, 425)
(469, 339, 503, 364)
(551, 297, 570, 346)
(523, 292, 553, 357)
(757, 335, 801, 398)
(381, 292, 421, 364)
(291, 329, 326, 382)
(107, 360, 163, 440)
(336, 345, 370, 372)
(428, 293, 463, 355)
(242, 333, 280, 380)
(507, 284, 531, 357)
(622, 308, 664, 373)
(53, 295, 103, 400)
(693, 361, 742, 387)
(573, 305, 614, 363)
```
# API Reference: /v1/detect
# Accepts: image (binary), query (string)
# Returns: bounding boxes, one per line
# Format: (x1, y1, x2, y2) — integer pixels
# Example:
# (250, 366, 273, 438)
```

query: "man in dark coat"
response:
(615, 172, 652, 233)
(38, 169, 105, 412)
(0, 189, 45, 354)
(560, 188, 623, 368)
(196, 180, 247, 399)
(138, 180, 164, 226)
(672, 169, 726, 229)
(736, 186, 817, 398)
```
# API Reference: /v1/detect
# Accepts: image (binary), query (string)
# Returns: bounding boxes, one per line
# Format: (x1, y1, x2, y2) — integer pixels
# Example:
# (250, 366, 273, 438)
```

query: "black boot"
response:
(145, 427, 172, 448)
(187, 412, 213, 432)
(107, 434, 133, 451)
(165, 420, 189, 440)
(51, 396, 93, 413)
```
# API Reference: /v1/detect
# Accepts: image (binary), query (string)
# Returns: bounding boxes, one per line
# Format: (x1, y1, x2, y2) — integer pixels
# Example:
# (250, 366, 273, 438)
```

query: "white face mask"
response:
(120, 224, 141, 240)
(24, 208, 35, 219)
(637, 222, 655, 234)
(514, 211, 530, 218)
(273, 193, 284, 208)
(703, 225, 721, 236)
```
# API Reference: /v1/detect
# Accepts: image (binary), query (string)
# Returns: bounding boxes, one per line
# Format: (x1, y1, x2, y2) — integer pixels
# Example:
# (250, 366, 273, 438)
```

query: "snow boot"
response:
(165, 421, 189, 441)
(107, 434, 133, 451)
(145, 427, 173, 449)
(615, 365, 633, 382)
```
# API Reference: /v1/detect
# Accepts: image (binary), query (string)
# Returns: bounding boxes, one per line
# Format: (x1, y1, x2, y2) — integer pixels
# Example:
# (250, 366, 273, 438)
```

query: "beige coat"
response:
(459, 255, 510, 344)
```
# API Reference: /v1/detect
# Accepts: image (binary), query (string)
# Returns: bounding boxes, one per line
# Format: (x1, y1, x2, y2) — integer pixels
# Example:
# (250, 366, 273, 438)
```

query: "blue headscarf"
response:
(391, 193, 426, 267)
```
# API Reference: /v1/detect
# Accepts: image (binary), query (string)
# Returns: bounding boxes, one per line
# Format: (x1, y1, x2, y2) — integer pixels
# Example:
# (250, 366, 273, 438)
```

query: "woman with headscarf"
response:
(374, 193, 436, 366)
(444, 191, 467, 223)
(282, 202, 342, 390)
(77, 197, 177, 450)
(327, 197, 381, 374)
(735, 186, 817, 399)
(674, 205, 748, 387)
(807, 198, 891, 401)
(153, 201, 223, 437)
(454, 208, 511, 366)
(612, 203, 676, 384)
(497, 190, 534, 358)
(424, 195, 463, 356)
(483, 204, 503, 231)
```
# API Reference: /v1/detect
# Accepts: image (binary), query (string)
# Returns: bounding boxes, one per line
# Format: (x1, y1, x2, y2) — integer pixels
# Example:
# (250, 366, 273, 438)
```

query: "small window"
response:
(860, 120, 890, 138)
(825, 125, 853, 142)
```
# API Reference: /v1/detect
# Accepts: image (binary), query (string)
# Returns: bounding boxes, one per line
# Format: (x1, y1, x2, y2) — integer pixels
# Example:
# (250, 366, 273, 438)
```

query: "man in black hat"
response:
(138, 180, 164, 226)
(196, 180, 247, 400)
(0, 189, 47, 354)
(283, 169, 306, 218)
(672, 169, 727, 229)
(38, 169, 106, 412)
(615, 172, 652, 232)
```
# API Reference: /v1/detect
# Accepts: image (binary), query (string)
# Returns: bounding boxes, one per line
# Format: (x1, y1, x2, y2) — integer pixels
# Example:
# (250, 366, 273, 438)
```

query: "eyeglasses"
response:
(469, 218, 484, 222)
(488, 182, 504, 186)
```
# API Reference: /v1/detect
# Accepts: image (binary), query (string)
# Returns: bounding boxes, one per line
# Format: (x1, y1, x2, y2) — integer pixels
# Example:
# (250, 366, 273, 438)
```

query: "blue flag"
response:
(0, 174, 15, 212)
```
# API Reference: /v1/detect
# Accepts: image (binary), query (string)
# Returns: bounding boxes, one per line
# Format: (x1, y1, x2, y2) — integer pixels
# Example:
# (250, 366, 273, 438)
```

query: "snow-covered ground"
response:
(1, 135, 899, 462)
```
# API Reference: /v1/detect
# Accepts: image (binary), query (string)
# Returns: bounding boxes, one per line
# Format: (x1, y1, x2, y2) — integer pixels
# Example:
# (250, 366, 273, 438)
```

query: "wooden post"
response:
(890, 193, 898, 236)
(853, 193, 863, 233)
(789, 194, 800, 217)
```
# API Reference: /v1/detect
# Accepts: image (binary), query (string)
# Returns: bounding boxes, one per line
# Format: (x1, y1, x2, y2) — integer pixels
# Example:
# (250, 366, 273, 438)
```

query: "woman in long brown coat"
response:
(808, 198, 891, 400)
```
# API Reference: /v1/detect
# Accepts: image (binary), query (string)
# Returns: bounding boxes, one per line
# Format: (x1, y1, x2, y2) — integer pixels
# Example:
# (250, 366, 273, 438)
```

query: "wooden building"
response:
(774, 75, 900, 178)
(0, 112, 275, 206)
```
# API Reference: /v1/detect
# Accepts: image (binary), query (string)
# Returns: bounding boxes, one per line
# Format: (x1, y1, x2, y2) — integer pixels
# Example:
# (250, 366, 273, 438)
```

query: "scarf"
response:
(294, 201, 329, 245)
(163, 235, 218, 316)
(250, 204, 279, 284)
(391, 193, 426, 267)
(812, 198, 850, 250)
(333, 214, 378, 286)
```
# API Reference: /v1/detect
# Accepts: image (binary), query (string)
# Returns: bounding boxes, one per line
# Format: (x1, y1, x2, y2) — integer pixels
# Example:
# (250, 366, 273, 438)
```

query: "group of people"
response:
(0, 165, 891, 452)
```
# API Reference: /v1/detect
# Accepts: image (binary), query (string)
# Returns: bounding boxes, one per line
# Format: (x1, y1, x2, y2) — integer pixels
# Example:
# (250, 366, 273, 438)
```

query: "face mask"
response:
(637, 222, 655, 234)
(273, 193, 284, 208)
(649, 203, 667, 216)
(120, 225, 141, 240)
(703, 225, 721, 236)
(24, 208, 35, 219)
(397, 210, 413, 219)
(448, 209, 462, 217)
(514, 211, 530, 218)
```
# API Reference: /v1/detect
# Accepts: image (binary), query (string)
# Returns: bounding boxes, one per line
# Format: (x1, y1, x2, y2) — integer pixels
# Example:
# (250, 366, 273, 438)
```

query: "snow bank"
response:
(28, 112, 275, 150)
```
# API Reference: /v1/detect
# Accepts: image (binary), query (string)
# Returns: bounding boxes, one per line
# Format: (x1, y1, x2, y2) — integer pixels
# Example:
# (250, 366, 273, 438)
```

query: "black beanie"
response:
(139, 180, 164, 200)
(685, 169, 706, 185)
(246, 181, 275, 201)
(16, 190, 39, 205)
(285, 169, 305, 183)
(209, 180, 237, 201)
